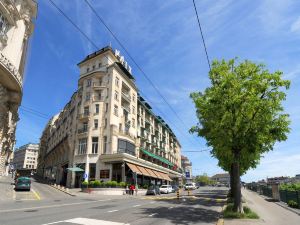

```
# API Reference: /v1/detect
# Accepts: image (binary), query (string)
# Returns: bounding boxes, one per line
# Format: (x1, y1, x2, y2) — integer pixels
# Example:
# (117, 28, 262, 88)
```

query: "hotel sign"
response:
(114, 49, 132, 74)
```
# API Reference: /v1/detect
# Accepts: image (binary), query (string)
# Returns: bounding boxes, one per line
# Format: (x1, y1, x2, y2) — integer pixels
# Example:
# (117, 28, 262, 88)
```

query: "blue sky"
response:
(16, 0, 300, 182)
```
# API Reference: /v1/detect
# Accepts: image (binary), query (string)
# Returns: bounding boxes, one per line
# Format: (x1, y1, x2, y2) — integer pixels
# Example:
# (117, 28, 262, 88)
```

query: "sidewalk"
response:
(224, 189, 300, 225)
(0, 175, 14, 202)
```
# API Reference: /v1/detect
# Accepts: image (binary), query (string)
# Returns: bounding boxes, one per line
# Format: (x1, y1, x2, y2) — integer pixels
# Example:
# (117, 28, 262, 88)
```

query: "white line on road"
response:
(0, 199, 112, 213)
(150, 201, 155, 204)
(149, 213, 158, 217)
(132, 204, 141, 207)
(168, 207, 174, 209)
(107, 209, 119, 213)
(40, 221, 66, 225)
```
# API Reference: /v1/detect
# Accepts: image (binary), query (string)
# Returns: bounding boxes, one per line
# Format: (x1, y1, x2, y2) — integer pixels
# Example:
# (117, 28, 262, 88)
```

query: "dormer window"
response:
(87, 67, 90, 73)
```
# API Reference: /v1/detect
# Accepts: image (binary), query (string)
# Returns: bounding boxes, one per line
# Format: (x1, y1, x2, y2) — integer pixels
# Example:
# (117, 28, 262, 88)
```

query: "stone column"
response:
(0, 84, 9, 175)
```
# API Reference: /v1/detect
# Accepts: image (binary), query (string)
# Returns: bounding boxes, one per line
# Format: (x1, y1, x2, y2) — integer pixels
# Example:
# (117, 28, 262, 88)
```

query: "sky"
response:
(16, 0, 300, 182)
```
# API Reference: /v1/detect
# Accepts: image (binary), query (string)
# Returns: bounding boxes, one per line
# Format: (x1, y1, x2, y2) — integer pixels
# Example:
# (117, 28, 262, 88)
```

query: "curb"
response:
(49, 184, 76, 197)
(274, 201, 300, 216)
(216, 198, 227, 225)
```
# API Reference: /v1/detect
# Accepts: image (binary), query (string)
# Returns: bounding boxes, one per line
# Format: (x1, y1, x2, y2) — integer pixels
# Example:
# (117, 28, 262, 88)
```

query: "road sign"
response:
(83, 173, 88, 179)
(185, 171, 190, 178)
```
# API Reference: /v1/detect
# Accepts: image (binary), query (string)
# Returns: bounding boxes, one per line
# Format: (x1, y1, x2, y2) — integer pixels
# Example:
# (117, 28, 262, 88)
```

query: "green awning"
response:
(141, 148, 174, 167)
(67, 167, 84, 172)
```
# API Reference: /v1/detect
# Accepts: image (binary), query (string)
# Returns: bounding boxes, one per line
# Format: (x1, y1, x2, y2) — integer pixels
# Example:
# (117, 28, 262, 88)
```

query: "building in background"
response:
(181, 155, 193, 183)
(211, 173, 230, 185)
(37, 46, 182, 187)
(0, 0, 37, 175)
(13, 143, 39, 170)
(267, 176, 289, 185)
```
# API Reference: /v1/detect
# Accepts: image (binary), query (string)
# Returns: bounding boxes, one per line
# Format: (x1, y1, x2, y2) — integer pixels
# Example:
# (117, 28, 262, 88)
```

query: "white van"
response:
(184, 183, 196, 190)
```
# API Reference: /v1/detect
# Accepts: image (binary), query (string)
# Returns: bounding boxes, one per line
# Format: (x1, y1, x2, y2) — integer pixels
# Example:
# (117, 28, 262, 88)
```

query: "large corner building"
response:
(13, 143, 39, 170)
(0, 0, 37, 175)
(37, 47, 183, 188)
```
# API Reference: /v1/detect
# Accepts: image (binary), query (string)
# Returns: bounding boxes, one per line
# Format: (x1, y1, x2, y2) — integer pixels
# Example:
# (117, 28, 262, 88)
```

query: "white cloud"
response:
(290, 16, 300, 33)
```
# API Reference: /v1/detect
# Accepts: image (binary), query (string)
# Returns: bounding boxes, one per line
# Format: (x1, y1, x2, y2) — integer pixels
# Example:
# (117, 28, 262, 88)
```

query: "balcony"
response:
(93, 95, 104, 102)
(77, 112, 90, 120)
(122, 104, 130, 113)
(121, 91, 131, 102)
(93, 82, 105, 89)
(77, 127, 88, 135)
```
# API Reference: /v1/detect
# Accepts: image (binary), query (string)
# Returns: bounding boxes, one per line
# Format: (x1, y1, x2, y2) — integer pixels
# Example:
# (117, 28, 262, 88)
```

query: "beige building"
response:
(37, 46, 183, 187)
(0, 0, 37, 175)
(13, 143, 39, 170)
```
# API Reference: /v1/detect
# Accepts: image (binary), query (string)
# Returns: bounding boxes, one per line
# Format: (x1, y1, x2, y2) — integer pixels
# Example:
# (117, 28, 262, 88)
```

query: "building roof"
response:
(77, 46, 112, 65)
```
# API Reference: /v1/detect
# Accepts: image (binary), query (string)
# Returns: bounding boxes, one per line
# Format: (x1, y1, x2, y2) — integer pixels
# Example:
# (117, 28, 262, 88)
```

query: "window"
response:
(132, 94, 135, 102)
(104, 118, 107, 128)
(95, 104, 99, 114)
(132, 118, 135, 128)
(103, 136, 107, 153)
(98, 62, 102, 68)
(84, 106, 89, 116)
(78, 138, 87, 154)
(105, 103, 108, 112)
(92, 137, 98, 154)
(114, 105, 118, 116)
(94, 119, 98, 129)
(114, 91, 119, 101)
(92, 65, 95, 70)
(0, 13, 9, 35)
(83, 122, 88, 131)
(100, 169, 109, 179)
(85, 92, 90, 101)
(117, 139, 135, 156)
(87, 67, 90, 73)
(132, 106, 135, 114)
(87, 79, 91, 87)
(115, 77, 119, 87)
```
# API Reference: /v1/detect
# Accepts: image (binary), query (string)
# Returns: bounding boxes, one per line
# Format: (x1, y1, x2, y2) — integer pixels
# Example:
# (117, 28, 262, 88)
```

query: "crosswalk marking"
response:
(41, 218, 130, 225)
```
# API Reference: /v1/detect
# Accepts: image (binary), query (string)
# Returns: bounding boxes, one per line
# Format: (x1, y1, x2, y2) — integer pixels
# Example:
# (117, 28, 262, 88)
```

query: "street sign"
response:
(185, 171, 190, 178)
(83, 173, 88, 179)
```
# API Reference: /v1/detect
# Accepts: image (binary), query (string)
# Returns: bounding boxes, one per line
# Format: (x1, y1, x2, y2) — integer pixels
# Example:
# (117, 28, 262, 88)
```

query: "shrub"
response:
(94, 180, 101, 187)
(105, 181, 112, 187)
(223, 203, 259, 219)
(280, 183, 300, 191)
(119, 182, 126, 188)
(143, 184, 149, 189)
(81, 181, 88, 187)
(288, 200, 299, 208)
(89, 181, 95, 187)
(111, 181, 118, 187)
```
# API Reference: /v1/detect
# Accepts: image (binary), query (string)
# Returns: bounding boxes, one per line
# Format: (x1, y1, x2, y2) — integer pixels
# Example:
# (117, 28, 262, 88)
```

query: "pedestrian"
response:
(129, 184, 134, 195)
(125, 185, 129, 195)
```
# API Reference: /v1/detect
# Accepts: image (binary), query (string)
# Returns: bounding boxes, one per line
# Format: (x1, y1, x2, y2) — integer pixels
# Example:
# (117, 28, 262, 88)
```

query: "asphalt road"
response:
(0, 176, 228, 225)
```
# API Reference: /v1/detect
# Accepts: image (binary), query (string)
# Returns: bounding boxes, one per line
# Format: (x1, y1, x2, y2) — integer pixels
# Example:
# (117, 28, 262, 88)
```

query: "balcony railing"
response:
(77, 112, 89, 120)
(121, 92, 131, 102)
(93, 95, 104, 102)
(122, 105, 130, 112)
(93, 82, 105, 88)
(77, 127, 88, 134)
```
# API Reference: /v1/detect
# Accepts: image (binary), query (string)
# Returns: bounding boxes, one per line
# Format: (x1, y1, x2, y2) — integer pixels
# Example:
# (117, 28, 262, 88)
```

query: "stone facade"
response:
(13, 143, 39, 170)
(37, 46, 183, 188)
(0, 0, 37, 175)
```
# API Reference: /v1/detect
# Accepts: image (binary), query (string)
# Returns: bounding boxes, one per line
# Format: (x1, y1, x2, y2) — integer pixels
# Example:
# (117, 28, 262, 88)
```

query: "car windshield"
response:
(161, 185, 168, 188)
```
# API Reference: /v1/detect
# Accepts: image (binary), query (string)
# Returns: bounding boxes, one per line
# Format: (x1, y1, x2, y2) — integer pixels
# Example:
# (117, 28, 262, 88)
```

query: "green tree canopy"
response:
(190, 59, 290, 212)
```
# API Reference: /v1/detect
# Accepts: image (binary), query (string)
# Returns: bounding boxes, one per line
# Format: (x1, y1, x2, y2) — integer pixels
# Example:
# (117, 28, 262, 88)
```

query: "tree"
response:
(195, 173, 211, 186)
(190, 59, 290, 212)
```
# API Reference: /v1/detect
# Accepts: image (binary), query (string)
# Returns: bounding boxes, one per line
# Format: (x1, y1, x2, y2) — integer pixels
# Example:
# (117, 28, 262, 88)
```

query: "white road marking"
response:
(168, 207, 174, 209)
(41, 218, 130, 225)
(149, 213, 158, 217)
(132, 204, 141, 207)
(0, 199, 111, 213)
(107, 209, 119, 213)
(150, 201, 155, 204)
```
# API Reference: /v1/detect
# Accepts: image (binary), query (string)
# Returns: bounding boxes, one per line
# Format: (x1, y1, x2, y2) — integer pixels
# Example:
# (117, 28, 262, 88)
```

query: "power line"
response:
(83, 0, 203, 146)
(20, 105, 51, 118)
(19, 107, 49, 120)
(192, 0, 211, 71)
(47, 0, 205, 149)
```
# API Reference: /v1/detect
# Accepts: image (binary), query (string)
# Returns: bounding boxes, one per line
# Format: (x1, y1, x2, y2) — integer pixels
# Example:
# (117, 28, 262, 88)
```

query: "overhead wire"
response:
(192, 0, 211, 71)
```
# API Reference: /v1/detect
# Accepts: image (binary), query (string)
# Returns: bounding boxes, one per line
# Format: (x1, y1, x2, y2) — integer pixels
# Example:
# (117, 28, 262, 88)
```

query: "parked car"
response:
(184, 183, 196, 190)
(172, 185, 179, 192)
(159, 185, 173, 194)
(146, 185, 161, 195)
(15, 177, 31, 191)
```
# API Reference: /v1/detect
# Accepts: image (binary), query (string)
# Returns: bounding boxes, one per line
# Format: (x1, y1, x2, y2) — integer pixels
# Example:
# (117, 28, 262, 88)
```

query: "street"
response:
(0, 176, 227, 225)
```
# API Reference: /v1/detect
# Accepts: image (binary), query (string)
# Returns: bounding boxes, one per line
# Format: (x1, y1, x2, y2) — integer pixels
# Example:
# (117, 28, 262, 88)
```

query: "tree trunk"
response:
(228, 164, 234, 199)
(232, 153, 243, 213)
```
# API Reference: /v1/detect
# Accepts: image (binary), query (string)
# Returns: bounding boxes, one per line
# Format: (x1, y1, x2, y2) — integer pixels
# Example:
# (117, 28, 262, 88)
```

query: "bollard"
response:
(177, 190, 180, 199)
(188, 190, 190, 196)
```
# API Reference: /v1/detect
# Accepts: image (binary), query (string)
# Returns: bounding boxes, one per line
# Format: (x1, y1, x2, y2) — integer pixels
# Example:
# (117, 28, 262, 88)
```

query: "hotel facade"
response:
(37, 46, 183, 188)
(0, 0, 37, 175)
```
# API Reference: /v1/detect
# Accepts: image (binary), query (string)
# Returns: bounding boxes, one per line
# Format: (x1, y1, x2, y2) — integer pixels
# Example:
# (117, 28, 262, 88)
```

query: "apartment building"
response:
(0, 0, 37, 175)
(181, 155, 193, 183)
(13, 143, 39, 170)
(37, 46, 183, 188)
